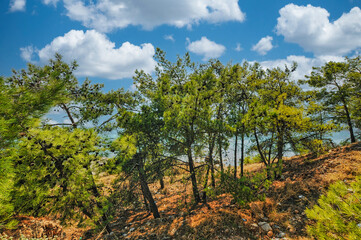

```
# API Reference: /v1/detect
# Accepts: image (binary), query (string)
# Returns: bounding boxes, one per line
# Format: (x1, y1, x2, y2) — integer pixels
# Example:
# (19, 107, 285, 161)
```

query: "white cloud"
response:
(58, 0, 245, 32)
(252, 36, 273, 55)
(20, 46, 37, 62)
(254, 55, 344, 81)
(9, 0, 26, 12)
(22, 30, 156, 80)
(187, 37, 226, 61)
(164, 34, 175, 42)
(235, 43, 242, 52)
(276, 4, 361, 56)
(42, 0, 60, 6)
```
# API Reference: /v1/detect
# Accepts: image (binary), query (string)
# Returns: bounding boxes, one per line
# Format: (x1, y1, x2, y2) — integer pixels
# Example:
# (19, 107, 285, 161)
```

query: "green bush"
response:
(219, 170, 271, 205)
(306, 176, 361, 240)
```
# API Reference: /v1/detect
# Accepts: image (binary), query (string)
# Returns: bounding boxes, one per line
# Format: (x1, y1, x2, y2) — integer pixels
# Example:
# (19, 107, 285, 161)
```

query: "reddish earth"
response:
(3, 142, 361, 239)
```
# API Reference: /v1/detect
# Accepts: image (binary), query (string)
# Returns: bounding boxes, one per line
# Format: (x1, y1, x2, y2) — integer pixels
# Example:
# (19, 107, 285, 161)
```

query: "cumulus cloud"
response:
(21, 30, 156, 80)
(187, 37, 226, 61)
(9, 0, 26, 12)
(251, 36, 273, 55)
(255, 55, 344, 81)
(58, 0, 245, 32)
(276, 4, 361, 56)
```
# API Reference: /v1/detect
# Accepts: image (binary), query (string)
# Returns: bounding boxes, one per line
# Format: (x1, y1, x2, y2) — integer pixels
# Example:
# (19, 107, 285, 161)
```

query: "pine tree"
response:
(306, 176, 361, 239)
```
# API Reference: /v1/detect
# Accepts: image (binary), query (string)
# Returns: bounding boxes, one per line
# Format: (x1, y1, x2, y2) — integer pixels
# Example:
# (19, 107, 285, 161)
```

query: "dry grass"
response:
(6, 142, 361, 239)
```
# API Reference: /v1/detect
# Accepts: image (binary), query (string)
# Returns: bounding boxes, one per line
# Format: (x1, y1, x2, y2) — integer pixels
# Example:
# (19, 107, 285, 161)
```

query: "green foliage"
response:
(306, 176, 361, 240)
(11, 127, 106, 225)
(302, 56, 361, 143)
(0, 149, 16, 229)
(219, 171, 272, 205)
(0, 55, 74, 229)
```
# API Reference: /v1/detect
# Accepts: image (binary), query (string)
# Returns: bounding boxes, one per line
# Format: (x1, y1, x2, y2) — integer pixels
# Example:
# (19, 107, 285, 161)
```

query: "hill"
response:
(3, 142, 361, 240)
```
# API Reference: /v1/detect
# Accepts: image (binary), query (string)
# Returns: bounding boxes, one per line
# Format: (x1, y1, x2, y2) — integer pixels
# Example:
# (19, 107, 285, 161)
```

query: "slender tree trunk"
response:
(276, 125, 284, 179)
(254, 127, 271, 179)
(187, 147, 201, 203)
(208, 134, 216, 188)
(240, 123, 245, 177)
(210, 154, 215, 188)
(219, 139, 224, 173)
(141, 187, 150, 211)
(159, 177, 165, 190)
(136, 155, 160, 218)
(202, 164, 210, 203)
(234, 133, 238, 179)
(157, 161, 165, 190)
(343, 102, 356, 143)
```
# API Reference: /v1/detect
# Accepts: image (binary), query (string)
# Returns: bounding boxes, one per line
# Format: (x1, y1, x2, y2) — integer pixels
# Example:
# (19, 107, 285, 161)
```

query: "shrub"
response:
(305, 176, 361, 240)
(219, 170, 272, 205)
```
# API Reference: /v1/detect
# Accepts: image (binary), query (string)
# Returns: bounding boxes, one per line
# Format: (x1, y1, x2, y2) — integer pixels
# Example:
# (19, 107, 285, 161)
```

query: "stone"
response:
(267, 231, 273, 237)
(129, 227, 135, 232)
(251, 223, 258, 228)
(278, 232, 286, 238)
(258, 222, 272, 232)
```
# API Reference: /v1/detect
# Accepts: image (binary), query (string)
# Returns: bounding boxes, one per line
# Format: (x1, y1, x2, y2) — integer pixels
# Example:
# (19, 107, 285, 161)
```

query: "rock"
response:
(258, 222, 272, 232)
(273, 224, 280, 229)
(298, 195, 304, 199)
(357, 223, 361, 228)
(294, 210, 299, 214)
(278, 232, 286, 238)
(267, 231, 273, 237)
(251, 223, 258, 228)
(129, 227, 135, 232)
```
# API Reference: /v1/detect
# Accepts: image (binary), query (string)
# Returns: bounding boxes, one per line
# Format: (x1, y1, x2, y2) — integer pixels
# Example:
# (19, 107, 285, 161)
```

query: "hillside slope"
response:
(3, 142, 361, 240)
(100, 142, 361, 240)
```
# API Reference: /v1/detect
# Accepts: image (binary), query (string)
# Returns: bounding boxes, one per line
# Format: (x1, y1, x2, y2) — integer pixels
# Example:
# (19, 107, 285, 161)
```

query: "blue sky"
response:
(1, 0, 361, 91)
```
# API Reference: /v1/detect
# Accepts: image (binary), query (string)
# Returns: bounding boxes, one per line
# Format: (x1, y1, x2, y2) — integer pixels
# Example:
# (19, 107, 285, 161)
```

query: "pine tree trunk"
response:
(343, 101, 356, 143)
(234, 133, 238, 179)
(219, 139, 224, 173)
(202, 165, 210, 203)
(159, 177, 165, 190)
(276, 125, 284, 179)
(136, 155, 160, 219)
(187, 148, 201, 203)
(210, 154, 215, 188)
(208, 134, 216, 188)
(240, 125, 244, 177)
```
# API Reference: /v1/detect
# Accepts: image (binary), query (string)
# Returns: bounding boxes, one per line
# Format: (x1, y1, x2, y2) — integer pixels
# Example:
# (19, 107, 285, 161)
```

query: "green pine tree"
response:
(306, 176, 361, 240)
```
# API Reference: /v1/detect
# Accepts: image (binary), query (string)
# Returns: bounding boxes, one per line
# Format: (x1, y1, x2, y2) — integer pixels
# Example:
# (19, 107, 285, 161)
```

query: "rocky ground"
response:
(3, 142, 361, 239)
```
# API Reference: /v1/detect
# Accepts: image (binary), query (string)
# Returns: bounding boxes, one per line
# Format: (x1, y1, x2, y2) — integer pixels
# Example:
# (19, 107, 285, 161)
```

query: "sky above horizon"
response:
(1, 0, 361, 91)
